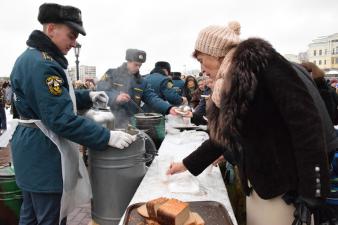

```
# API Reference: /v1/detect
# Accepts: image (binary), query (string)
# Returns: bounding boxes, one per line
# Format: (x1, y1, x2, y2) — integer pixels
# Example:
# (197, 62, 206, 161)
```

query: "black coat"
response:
(183, 38, 330, 200)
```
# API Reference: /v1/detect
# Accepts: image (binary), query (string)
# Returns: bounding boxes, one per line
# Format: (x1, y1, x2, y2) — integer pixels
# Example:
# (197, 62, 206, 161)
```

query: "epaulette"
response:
(42, 52, 53, 61)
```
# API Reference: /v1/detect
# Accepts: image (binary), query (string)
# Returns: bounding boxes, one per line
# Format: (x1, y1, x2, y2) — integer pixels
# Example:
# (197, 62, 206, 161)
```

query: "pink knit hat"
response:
(194, 21, 241, 57)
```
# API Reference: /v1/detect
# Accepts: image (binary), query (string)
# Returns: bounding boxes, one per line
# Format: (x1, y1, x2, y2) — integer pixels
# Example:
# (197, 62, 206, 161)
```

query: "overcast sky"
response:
(0, 0, 337, 78)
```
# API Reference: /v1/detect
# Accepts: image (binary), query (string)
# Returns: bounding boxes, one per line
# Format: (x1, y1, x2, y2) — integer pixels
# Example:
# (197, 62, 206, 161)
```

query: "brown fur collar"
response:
(208, 38, 279, 149)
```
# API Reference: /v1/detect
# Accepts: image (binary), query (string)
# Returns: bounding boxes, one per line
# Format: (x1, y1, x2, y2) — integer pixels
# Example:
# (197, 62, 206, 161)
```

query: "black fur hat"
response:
(171, 72, 182, 79)
(155, 61, 171, 74)
(38, 3, 86, 36)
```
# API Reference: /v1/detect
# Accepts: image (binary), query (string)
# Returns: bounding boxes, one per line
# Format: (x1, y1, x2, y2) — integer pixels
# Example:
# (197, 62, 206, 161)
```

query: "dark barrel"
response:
(131, 113, 165, 150)
(0, 166, 23, 225)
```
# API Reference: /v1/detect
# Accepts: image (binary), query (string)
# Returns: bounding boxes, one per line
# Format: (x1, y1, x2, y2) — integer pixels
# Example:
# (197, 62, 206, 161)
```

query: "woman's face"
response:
(187, 80, 195, 89)
(196, 53, 222, 80)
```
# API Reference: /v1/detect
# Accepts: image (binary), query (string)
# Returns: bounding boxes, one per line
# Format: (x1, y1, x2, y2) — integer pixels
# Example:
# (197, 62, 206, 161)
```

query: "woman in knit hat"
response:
(167, 21, 330, 225)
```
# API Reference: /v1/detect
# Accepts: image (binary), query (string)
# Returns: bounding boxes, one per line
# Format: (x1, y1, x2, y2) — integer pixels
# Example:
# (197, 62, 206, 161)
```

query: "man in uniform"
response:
(97, 49, 178, 128)
(10, 3, 135, 224)
(143, 61, 187, 112)
(171, 72, 185, 96)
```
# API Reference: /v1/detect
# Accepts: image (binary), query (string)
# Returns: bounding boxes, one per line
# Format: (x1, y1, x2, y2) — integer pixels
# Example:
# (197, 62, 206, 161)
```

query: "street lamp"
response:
(74, 43, 81, 81)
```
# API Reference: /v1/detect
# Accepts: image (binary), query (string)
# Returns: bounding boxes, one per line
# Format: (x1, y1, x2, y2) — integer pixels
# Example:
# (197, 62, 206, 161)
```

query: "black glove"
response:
(292, 196, 324, 225)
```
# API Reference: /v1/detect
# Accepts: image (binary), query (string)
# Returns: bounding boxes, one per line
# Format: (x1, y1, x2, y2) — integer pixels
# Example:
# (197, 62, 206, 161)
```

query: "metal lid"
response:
(134, 113, 162, 119)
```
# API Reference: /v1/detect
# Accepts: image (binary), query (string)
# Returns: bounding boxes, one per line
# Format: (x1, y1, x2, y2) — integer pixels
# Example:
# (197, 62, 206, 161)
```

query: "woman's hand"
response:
(182, 111, 193, 118)
(166, 162, 187, 175)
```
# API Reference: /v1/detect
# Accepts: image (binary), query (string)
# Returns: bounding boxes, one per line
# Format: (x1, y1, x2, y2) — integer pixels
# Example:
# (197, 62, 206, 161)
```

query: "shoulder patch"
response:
(167, 80, 173, 89)
(100, 73, 108, 81)
(42, 52, 53, 61)
(46, 75, 63, 96)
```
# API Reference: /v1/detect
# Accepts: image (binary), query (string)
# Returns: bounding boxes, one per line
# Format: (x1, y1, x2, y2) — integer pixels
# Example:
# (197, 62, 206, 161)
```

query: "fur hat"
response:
(125, 49, 146, 63)
(171, 72, 182, 79)
(155, 61, 171, 74)
(38, 3, 86, 36)
(194, 21, 241, 57)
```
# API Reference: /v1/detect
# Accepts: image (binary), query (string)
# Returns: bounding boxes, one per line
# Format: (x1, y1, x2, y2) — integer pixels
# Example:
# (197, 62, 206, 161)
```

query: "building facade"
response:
(284, 54, 300, 63)
(68, 65, 96, 82)
(308, 33, 338, 71)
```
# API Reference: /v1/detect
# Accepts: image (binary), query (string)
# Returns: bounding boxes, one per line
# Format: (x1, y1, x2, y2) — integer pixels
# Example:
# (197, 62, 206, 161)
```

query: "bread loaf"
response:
(157, 199, 190, 225)
(146, 197, 169, 219)
(183, 212, 195, 225)
(137, 204, 149, 218)
(145, 219, 161, 225)
(191, 212, 204, 225)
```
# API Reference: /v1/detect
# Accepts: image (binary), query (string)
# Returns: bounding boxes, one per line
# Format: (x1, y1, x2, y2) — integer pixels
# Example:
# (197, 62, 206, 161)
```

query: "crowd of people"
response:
(3, 2, 338, 225)
(0, 80, 12, 135)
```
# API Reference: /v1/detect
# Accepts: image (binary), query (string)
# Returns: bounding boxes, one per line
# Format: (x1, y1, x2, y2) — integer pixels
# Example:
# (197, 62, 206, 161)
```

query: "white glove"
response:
(89, 91, 109, 108)
(108, 131, 137, 149)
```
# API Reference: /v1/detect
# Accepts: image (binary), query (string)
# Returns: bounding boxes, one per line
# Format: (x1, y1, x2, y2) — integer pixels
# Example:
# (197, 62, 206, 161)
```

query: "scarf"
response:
(211, 47, 237, 108)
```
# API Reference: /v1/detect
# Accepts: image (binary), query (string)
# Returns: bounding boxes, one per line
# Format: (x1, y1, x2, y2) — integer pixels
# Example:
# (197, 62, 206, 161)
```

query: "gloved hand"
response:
(89, 91, 109, 108)
(108, 131, 137, 149)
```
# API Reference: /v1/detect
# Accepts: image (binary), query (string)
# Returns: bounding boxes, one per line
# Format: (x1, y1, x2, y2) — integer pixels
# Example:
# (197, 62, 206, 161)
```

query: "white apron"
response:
(18, 70, 92, 224)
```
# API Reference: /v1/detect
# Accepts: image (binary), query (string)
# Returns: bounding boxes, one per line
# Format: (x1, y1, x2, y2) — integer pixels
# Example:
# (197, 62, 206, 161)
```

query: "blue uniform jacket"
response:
(10, 48, 110, 193)
(144, 73, 182, 107)
(172, 79, 185, 96)
(96, 63, 171, 128)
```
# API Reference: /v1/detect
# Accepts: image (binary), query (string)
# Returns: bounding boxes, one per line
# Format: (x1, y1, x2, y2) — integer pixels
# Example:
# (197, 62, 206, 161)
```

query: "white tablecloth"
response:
(118, 130, 238, 225)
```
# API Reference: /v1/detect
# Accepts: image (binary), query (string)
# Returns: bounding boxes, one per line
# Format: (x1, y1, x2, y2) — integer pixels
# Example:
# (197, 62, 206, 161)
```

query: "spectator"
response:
(301, 62, 338, 125)
(182, 75, 198, 107)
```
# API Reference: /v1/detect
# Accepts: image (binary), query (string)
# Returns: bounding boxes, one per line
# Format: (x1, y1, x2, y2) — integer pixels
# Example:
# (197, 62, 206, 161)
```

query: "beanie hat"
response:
(194, 21, 241, 57)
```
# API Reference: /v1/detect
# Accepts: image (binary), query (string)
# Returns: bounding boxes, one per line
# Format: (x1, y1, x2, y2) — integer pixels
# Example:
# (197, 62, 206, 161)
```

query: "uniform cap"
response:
(125, 49, 146, 63)
(38, 3, 86, 36)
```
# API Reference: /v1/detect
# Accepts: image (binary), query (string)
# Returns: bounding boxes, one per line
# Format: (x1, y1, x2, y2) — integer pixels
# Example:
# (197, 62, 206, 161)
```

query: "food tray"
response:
(123, 201, 234, 225)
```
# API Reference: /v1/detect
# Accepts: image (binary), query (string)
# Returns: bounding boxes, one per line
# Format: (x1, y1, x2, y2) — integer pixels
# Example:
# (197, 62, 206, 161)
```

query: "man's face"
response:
(198, 80, 205, 91)
(48, 24, 78, 55)
(127, 61, 142, 75)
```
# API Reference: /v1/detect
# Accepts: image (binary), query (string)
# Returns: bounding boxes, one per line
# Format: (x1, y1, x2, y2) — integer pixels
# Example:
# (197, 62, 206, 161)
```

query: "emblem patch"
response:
(167, 81, 173, 89)
(46, 76, 63, 96)
(100, 73, 108, 81)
